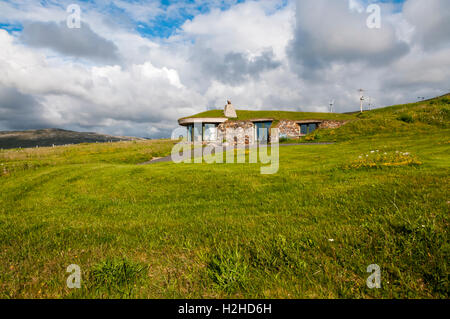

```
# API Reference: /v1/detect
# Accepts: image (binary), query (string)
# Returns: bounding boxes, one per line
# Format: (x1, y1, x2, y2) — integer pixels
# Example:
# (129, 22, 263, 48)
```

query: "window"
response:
(308, 123, 317, 133)
(187, 125, 193, 142)
(193, 124, 202, 142)
(300, 124, 308, 135)
(203, 124, 217, 141)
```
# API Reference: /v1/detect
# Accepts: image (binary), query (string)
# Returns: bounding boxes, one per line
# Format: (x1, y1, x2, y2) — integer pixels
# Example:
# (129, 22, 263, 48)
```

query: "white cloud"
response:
(179, 0, 294, 59)
(288, 0, 410, 75)
(403, 0, 450, 50)
(0, 0, 449, 137)
(0, 29, 205, 137)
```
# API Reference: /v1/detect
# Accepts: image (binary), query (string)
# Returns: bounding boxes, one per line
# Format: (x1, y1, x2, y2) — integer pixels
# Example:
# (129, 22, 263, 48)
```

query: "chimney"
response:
(224, 100, 237, 118)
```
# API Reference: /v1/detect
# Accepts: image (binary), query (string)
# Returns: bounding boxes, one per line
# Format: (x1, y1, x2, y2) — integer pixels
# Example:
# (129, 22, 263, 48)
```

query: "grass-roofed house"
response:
(178, 101, 351, 145)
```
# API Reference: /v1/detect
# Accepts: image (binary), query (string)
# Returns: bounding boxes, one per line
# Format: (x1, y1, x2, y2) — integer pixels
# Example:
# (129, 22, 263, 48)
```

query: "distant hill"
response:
(0, 128, 143, 149)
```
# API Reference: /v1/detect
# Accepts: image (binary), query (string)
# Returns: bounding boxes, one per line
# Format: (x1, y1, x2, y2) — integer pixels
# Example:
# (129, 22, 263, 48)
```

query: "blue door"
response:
(255, 121, 272, 143)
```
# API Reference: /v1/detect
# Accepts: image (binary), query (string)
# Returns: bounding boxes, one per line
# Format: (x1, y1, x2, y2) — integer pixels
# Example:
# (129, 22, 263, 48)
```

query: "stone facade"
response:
(181, 112, 348, 145)
(318, 120, 347, 129)
(275, 120, 347, 139)
(218, 121, 255, 145)
(275, 120, 301, 138)
(213, 119, 347, 145)
(180, 100, 350, 145)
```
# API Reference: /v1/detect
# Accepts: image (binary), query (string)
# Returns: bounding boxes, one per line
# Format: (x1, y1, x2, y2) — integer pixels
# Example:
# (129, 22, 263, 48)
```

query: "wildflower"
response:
(328, 239, 334, 242)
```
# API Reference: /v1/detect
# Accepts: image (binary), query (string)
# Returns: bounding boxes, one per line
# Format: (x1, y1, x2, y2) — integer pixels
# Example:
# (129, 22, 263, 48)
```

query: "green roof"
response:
(181, 109, 355, 121)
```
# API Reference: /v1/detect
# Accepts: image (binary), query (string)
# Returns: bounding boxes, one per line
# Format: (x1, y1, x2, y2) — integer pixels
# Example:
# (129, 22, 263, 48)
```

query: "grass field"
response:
(182, 109, 354, 122)
(0, 97, 449, 298)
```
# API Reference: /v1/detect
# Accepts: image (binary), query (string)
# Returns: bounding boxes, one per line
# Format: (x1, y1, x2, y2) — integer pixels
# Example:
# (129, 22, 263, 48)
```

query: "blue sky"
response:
(0, 0, 251, 37)
(0, 0, 448, 138)
(0, 0, 407, 39)
(3, 0, 408, 38)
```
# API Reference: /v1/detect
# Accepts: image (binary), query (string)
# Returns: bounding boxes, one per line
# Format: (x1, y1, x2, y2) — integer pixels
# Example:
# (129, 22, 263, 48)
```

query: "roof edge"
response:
(178, 118, 228, 126)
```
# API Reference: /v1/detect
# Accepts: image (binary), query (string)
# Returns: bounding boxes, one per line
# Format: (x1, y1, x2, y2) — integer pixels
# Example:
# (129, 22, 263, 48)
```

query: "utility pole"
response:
(359, 89, 364, 112)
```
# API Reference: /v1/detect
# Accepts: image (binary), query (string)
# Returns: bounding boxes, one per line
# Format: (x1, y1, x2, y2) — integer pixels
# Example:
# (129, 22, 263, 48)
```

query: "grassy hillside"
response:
(0, 128, 141, 149)
(0, 139, 177, 176)
(308, 94, 450, 142)
(182, 109, 354, 121)
(0, 97, 448, 299)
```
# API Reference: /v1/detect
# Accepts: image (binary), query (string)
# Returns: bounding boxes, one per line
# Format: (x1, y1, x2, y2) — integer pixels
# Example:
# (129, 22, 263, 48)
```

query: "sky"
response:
(0, 0, 449, 138)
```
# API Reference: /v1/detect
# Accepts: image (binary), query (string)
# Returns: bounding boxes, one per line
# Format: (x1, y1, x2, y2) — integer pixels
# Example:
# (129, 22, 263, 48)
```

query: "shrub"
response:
(305, 132, 321, 141)
(397, 114, 414, 123)
(279, 136, 289, 143)
(440, 97, 450, 105)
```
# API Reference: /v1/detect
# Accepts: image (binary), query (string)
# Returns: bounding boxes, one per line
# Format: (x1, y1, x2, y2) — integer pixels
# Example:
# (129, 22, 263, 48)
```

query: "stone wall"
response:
(318, 120, 347, 129)
(207, 119, 347, 145)
(218, 121, 255, 145)
(275, 120, 301, 138)
(276, 120, 348, 138)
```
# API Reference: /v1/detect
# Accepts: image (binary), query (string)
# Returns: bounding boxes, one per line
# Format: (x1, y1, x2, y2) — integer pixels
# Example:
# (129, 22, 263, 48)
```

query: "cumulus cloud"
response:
(0, 0, 449, 137)
(382, 47, 450, 91)
(0, 86, 52, 130)
(403, 0, 450, 50)
(0, 29, 205, 137)
(189, 47, 281, 86)
(21, 21, 120, 63)
(179, 1, 293, 59)
(287, 0, 409, 77)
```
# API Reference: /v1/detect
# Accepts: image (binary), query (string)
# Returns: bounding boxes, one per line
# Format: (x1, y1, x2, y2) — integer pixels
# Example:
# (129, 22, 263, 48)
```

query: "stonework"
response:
(218, 121, 255, 145)
(275, 120, 301, 138)
(214, 119, 347, 145)
(182, 118, 348, 146)
(318, 120, 347, 129)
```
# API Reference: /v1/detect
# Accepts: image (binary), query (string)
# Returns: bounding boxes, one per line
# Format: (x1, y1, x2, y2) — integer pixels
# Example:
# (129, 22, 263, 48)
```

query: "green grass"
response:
(182, 109, 354, 121)
(86, 258, 148, 298)
(311, 94, 450, 143)
(0, 97, 449, 299)
(0, 139, 176, 176)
